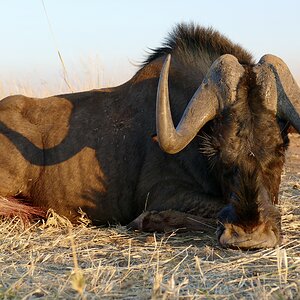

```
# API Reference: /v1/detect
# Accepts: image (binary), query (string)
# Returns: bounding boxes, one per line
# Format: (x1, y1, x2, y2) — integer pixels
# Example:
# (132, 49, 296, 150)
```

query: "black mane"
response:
(143, 23, 254, 66)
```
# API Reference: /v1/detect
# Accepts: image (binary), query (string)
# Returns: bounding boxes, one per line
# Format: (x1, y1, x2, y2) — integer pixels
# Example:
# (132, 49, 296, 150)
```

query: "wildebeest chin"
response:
(0, 23, 299, 250)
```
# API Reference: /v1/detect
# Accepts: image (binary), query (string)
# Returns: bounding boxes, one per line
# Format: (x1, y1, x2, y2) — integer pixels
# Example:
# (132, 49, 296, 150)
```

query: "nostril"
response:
(232, 230, 239, 238)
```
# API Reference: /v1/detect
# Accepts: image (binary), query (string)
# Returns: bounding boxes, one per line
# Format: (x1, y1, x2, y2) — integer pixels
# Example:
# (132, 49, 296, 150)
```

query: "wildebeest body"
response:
(1, 24, 299, 249)
(0, 75, 221, 223)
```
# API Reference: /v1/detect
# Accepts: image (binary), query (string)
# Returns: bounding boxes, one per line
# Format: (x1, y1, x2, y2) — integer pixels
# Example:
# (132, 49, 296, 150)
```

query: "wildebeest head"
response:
(156, 50, 300, 249)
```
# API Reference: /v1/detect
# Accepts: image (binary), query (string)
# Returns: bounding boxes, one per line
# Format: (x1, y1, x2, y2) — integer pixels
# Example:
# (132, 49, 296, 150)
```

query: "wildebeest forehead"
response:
(201, 112, 283, 165)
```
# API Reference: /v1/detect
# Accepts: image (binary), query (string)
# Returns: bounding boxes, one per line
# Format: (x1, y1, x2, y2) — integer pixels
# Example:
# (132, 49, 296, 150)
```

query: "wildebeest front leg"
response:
(128, 190, 225, 233)
(128, 210, 216, 233)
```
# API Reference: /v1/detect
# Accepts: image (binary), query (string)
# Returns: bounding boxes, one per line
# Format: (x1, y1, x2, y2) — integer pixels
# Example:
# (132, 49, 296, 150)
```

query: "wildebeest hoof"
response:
(127, 211, 153, 231)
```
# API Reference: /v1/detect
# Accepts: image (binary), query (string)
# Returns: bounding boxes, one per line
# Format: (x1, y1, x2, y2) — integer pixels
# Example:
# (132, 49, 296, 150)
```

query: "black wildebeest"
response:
(0, 24, 299, 249)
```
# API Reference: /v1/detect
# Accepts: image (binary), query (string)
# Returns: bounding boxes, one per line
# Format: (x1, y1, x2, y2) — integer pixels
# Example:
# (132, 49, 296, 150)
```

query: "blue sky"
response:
(0, 0, 299, 95)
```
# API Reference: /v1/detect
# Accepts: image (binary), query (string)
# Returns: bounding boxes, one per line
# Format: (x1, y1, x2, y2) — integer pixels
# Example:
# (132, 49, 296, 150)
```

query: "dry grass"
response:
(0, 137, 298, 299)
(0, 55, 134, 100)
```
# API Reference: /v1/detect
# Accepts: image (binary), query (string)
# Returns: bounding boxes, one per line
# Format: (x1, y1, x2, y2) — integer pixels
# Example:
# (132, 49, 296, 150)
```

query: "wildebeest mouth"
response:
(216, 221, 280, 250)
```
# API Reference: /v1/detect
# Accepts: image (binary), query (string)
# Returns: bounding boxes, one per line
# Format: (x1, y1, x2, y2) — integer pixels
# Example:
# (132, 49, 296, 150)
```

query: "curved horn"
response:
(156, 54, 245, 154)
(258, 54, 300, 133)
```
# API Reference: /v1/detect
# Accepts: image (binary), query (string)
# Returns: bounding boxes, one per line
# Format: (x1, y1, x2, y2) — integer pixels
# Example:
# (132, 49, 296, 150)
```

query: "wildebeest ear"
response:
(151, 134, 158, 143)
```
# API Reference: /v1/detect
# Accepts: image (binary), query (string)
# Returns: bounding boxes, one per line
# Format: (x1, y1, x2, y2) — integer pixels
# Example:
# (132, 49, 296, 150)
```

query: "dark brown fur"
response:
(143, 23, 253, 66)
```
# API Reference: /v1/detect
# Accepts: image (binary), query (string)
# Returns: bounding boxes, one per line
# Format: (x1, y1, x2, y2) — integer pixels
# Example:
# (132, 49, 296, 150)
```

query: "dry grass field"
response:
(0, 79, 299, 299)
